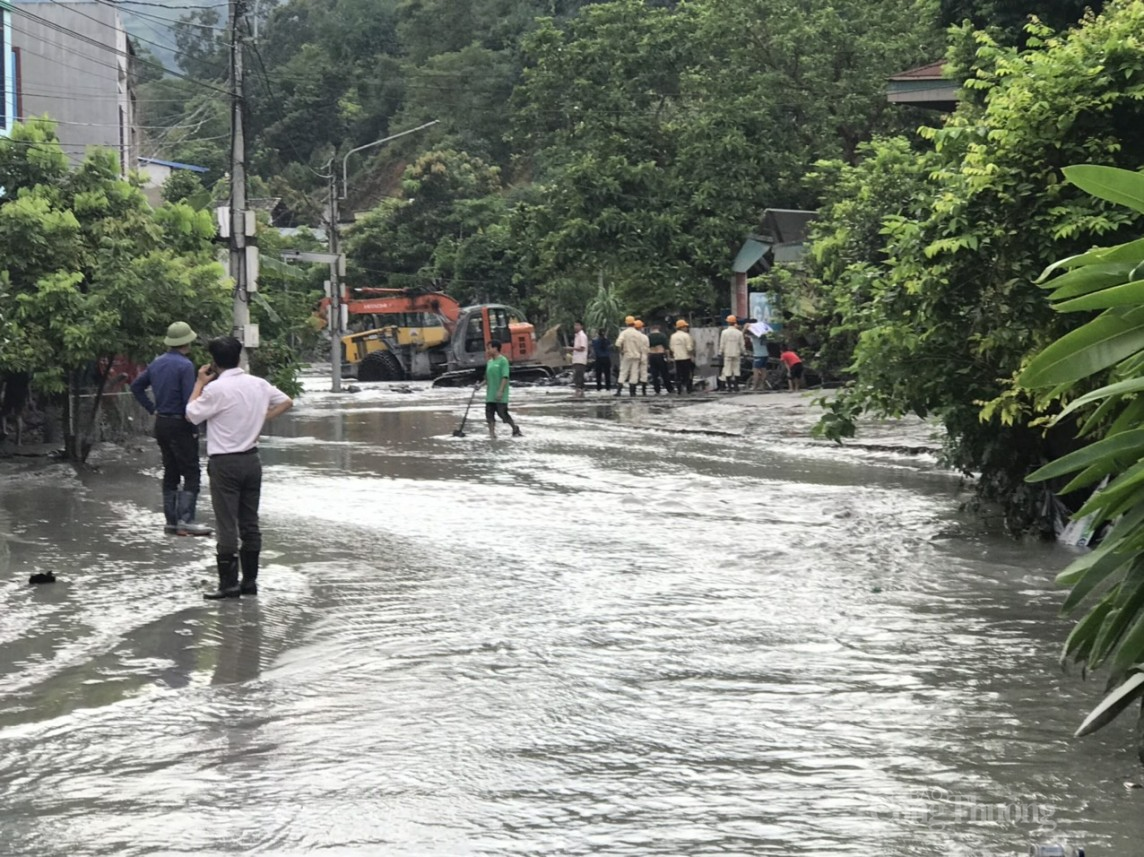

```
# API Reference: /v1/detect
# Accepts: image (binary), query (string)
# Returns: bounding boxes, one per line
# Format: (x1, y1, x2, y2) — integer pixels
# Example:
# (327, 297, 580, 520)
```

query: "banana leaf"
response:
(1064, 165, 1144, 216)
(1054, 277, 1144, 312)
(1027, 428, 1144, 482)
(1019, 306, 1144, 389)
(1074, 669, 1144, 738)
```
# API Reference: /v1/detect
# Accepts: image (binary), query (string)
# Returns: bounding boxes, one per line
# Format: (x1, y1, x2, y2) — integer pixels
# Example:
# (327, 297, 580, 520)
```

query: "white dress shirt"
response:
(572, 330, 589, 365)
(185, 368, 290, 455)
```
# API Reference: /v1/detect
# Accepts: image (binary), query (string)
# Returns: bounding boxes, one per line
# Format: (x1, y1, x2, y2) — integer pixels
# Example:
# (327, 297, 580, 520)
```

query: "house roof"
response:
(732, 209, 817, 274)
(138, 157, 209, 173)
(887, 60, 957, 110)
(888, 61, 946, 81)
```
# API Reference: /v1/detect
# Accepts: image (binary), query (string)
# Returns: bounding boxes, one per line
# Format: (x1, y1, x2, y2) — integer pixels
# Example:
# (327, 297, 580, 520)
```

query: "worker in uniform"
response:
(719, 315, 746, 393)
(669, 319, 696, 394)
(614, 316, 644, 398)
(646, 323, 674, 394)
(633, 319, 650, 396)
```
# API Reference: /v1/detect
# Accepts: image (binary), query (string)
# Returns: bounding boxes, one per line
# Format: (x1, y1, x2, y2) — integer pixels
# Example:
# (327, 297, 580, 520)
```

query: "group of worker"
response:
(576, 315, 804, 397)
(583, 315, 698, 398)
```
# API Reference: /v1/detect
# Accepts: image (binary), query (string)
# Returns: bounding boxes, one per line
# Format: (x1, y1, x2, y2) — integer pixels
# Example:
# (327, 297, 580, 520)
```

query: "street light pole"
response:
(321, 120, 438, 393)
(340, 121, 439, 200)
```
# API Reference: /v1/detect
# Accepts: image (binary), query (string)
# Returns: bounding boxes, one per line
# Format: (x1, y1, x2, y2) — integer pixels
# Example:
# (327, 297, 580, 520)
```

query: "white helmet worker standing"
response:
(719, 315, 745, 393)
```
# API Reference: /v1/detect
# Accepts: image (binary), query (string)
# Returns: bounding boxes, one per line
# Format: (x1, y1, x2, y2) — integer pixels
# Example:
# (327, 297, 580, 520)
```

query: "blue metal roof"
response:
(138, 157, 209, 174)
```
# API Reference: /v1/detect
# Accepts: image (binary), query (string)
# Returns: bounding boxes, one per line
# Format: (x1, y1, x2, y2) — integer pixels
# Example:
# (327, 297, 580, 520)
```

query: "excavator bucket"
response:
(535, 324, 566, 371)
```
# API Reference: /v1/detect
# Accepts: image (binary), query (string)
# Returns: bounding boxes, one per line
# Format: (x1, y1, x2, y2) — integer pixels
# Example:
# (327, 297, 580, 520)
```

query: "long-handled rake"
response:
(452, 382, 483, 437)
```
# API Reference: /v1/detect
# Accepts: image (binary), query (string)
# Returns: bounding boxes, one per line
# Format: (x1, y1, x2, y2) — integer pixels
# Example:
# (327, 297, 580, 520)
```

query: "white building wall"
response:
(9, 1, 135, 172)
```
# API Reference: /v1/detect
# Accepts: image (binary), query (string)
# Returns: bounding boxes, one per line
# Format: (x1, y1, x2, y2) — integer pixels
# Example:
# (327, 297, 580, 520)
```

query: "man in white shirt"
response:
(719, 315, 746, 393)
(571, 320, 589, 398)
(186, 336, 293, 600)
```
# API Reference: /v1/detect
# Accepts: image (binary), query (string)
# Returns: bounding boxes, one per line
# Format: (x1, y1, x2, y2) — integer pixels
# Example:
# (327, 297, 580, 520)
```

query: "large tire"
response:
(358, 350, 405, 382)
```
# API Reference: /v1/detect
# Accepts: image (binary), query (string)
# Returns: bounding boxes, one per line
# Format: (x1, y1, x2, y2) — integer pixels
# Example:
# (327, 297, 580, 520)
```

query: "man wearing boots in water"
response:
(670, 319, 696, 394)
(130, 321, 212, 536)
(646, 323, 674, 394)
(614, 316, 644, 398)
(186, 336, 293, 600)
(719, 315, 745, 393)
(485, 340, 523, 438)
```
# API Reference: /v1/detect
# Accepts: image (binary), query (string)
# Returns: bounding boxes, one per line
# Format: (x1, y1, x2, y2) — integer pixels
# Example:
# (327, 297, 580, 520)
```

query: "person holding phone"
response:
(186, 336, 293, 599)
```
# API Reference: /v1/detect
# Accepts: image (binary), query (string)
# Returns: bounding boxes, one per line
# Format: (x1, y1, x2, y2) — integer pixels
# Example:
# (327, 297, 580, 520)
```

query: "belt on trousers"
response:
(209, 448, 258, 459)
(156, 413, 184, 418)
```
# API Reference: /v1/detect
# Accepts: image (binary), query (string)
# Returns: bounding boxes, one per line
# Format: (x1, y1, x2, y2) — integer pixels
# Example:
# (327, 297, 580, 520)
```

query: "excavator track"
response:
(431, 365, 554, 388)
(358, 350, 405, 383)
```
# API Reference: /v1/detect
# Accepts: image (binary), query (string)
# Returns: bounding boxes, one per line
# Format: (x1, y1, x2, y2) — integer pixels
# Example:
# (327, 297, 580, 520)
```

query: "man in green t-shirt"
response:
(484, 340, 522, 438)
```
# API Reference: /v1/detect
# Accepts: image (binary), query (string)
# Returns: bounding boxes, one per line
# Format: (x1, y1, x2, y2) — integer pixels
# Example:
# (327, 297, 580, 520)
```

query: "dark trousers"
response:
(208, 451, 262, 555)
(155, 415, 200, 492)
(649, 354, 674, 393)
(485, 402, 517, 427)
(594, 358, 611, 390)
(573, 363, 587, 390)
(674, 359, 694, 393)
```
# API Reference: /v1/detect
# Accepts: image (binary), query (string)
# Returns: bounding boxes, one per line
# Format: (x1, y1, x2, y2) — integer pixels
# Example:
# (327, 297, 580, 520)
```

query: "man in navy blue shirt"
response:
(130, 321, 212, 536)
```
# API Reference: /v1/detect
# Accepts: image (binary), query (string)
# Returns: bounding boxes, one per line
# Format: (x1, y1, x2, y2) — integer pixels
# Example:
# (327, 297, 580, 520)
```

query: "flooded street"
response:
(2, 379, 1142, 856)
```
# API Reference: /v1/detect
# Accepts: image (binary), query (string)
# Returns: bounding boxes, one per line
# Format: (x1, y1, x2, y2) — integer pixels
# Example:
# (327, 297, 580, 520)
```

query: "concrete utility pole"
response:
(327, 171, 342, 392)
(228, 0, 257, 366)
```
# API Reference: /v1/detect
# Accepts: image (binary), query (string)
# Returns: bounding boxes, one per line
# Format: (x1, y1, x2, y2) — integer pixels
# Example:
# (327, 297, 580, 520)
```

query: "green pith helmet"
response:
(163, 321, 197, 347)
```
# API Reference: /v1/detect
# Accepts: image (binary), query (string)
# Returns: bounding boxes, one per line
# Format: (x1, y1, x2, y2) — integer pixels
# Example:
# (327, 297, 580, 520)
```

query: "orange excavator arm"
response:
(346, 289, 461, 327)
(315, 288, 462, 331)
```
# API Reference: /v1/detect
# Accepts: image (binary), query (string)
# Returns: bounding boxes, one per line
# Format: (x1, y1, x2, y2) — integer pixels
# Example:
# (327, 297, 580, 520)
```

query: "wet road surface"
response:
(2, 380, 1142, 856)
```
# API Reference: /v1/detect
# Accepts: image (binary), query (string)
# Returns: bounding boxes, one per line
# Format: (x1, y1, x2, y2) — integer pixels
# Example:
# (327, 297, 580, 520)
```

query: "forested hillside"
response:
(138, 0, 945, 317)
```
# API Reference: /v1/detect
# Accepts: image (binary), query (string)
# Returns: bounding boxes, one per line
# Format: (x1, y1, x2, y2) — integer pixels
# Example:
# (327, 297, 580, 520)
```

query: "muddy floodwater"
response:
(2, 378, 1143, 856)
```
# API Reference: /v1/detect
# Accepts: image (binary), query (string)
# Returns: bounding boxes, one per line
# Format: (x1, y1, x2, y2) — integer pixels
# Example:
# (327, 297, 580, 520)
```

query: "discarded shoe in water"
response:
(29, 572, 56, 585)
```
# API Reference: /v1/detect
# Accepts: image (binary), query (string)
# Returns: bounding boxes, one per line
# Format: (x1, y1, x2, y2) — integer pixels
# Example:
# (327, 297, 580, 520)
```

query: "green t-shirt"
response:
(648, 332, 669, 349)
(485, 354, 511, 402)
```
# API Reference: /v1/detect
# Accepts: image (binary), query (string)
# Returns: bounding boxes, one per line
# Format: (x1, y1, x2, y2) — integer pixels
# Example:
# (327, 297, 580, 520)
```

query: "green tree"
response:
(0, 120, 228, 462)
(344, 149, 505, 287)
(511, 0, 943, 314)
(939, 0, 1104, 38)
(1018, 165, 1144, 764)
(173, 8, 229, 81)
(810, 1, 1144, 530)
(161, 169, 211, 208)
(798, 137, 936, 377)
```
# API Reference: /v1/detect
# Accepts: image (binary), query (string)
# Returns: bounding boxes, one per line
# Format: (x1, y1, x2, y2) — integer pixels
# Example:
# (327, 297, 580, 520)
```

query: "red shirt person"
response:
(780, 347, 804, 392)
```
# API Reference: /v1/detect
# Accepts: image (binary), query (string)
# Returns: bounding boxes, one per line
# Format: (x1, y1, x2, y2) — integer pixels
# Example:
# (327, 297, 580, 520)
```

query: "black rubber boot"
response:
(204, 553, 241, 600)
(163, 489, 179, 534)
(641, 384, 647, 397)
(628, 384, 637, 398)
(239, 549, 259, 596)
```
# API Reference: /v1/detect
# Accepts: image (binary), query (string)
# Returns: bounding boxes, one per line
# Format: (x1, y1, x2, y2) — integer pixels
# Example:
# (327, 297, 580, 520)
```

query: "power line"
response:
(112, 0, 228, 8)
(40, 0, 190, 59)
(20, 90, 226, 104)
(100, 0, 230, 33)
